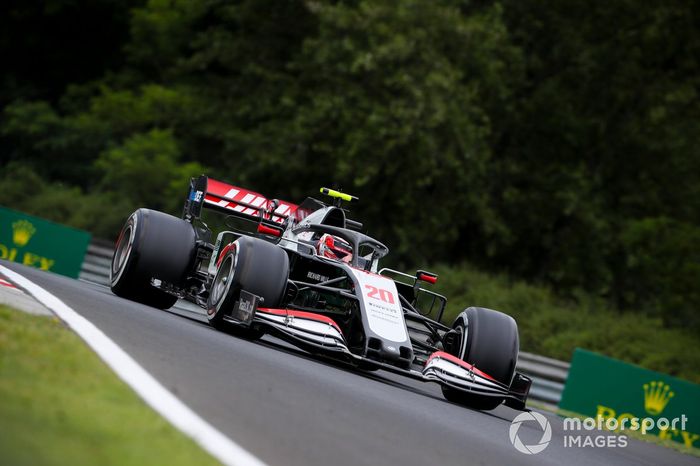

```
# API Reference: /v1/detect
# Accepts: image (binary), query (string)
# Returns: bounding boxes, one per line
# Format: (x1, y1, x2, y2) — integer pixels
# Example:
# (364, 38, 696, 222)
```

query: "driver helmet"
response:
(316, 233, 352, 262)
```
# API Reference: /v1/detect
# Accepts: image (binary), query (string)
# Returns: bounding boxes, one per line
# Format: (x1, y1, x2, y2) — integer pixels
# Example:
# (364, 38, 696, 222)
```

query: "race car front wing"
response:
(229, 304, 530, 410)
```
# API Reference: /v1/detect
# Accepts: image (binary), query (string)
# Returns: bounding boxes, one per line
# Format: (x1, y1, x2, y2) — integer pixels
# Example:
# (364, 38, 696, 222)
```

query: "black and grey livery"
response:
(110, 175, 532, 411)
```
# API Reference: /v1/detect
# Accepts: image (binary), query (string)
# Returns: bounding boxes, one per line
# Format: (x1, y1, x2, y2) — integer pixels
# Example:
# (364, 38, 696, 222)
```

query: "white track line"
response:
(0, 265, 266, 466)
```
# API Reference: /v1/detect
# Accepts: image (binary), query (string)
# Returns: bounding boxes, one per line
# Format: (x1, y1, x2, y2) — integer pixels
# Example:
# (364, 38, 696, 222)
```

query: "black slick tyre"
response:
(207, 236, 289, 339)
(110, 208, 196, 309)
(442, 306, 519, 410)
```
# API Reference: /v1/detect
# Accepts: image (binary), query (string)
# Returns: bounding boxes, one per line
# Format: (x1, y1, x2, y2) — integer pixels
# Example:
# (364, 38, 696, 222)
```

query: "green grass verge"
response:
(426, 262, 700, 384)
(0, 305, 220, 466)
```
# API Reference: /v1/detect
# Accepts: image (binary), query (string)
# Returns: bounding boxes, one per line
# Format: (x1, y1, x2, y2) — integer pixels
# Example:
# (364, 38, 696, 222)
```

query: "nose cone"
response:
(380, 342, 402, 361)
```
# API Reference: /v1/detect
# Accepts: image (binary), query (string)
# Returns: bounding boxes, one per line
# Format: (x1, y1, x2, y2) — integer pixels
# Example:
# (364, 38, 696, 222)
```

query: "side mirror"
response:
(416, 270, 438, 284)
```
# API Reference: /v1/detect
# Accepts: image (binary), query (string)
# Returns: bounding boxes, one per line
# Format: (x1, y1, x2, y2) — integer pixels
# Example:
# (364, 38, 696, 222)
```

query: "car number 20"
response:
(364, 285, 395, 304)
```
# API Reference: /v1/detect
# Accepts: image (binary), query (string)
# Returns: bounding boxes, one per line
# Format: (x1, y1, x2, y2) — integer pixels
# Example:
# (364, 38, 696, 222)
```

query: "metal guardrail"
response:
(79, 239, 113, 286)
(79, 239, 570, 405)
(516, 352, 569, 405)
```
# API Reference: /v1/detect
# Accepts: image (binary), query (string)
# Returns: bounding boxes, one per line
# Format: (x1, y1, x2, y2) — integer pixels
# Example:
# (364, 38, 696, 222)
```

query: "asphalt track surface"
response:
(3, 261, 698, 466)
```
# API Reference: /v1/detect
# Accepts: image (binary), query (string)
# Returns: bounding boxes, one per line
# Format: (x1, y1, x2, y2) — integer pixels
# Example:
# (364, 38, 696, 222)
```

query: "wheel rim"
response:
(208, 245, 237, 317)
(111, 215, 137, 284)
(456, 322, 469, 360)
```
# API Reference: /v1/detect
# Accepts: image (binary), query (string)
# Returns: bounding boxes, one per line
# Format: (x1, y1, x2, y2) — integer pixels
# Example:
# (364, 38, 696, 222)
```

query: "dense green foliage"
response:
(1, 1, 698, 335)
(432, 263, 699, 383)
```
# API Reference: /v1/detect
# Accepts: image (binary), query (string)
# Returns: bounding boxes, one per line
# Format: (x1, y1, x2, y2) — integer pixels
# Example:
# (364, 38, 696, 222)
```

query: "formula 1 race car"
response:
(110, 176, 531, 411)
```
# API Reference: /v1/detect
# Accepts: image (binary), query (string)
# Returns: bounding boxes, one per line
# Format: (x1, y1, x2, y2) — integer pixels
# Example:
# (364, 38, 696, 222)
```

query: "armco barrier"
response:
(516, 352, 569, 405)
(79, 239, 570, 404)
(79, 238, 113, 286)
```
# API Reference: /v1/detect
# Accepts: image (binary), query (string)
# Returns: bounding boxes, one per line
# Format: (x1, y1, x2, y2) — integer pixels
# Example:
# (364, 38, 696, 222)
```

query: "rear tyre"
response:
(442, 306, 519, 410)
(207, 236, 289, 339)
(110, 209, 196, 309)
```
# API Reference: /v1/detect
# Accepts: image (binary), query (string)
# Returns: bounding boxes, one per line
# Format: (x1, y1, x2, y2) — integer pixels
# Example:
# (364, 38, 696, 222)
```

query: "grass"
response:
(0, 305, 220, 466)
(426, 262, 700, 384)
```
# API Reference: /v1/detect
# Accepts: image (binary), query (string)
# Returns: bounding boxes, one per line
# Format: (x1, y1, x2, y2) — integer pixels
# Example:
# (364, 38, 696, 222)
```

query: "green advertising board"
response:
(0, 206, 91, 278)
(560, 348, 700, 448)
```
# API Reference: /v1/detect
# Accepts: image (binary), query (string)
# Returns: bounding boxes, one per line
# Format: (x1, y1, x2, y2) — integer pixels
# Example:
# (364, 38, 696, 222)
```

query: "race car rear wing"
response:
(182, 175, 298, 231)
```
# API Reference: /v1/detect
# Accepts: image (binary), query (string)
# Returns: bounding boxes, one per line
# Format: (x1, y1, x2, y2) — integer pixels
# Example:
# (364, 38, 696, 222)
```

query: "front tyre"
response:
(442, 306, 519, 410)
(207, 236, 289, 339)
(110, 209, 196, 309)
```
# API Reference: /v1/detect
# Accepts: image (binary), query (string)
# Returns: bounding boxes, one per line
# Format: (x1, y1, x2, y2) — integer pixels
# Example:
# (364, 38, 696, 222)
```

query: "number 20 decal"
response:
(365, 285, 395, 304)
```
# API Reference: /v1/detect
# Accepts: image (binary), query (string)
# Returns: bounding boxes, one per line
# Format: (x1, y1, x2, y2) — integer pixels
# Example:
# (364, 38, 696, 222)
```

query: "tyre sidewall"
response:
(461, 306, 519, 385)
(207, 245, 239, 326)
(442, 307, 519, 410)
(206, 236, 289, 334)
(110, 208, 195, 309)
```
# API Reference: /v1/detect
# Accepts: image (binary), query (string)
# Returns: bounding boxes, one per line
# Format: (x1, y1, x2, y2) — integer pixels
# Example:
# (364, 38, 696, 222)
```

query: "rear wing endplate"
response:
(183, 175, 298, 226)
